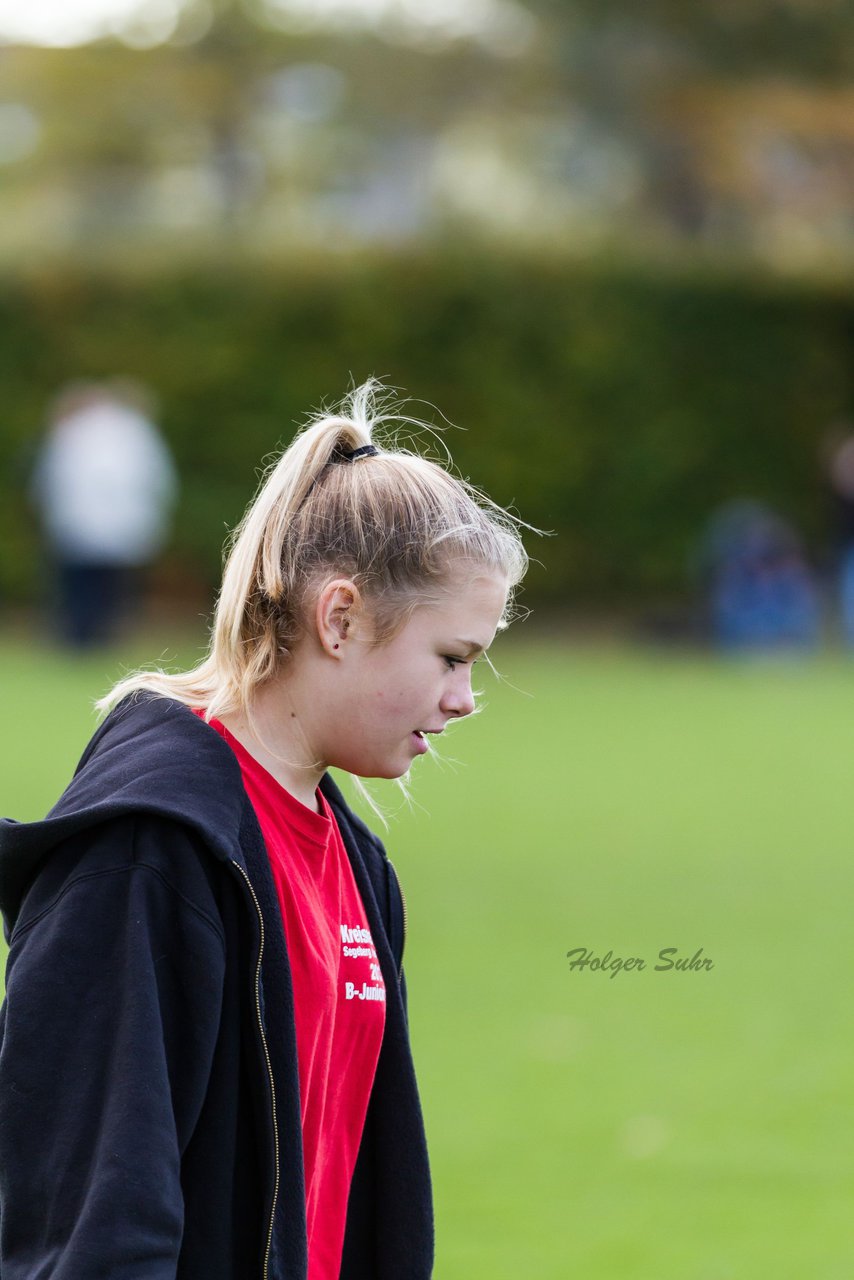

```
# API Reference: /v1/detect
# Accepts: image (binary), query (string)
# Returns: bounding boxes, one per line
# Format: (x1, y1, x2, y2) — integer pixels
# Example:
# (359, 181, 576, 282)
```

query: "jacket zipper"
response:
(231, 860, 280, 1280)
(387, 858, 408, 978)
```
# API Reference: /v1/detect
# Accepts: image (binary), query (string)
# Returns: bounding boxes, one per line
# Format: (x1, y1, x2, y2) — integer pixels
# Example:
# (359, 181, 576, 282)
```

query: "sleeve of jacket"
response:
(0, 815, 227, 1280)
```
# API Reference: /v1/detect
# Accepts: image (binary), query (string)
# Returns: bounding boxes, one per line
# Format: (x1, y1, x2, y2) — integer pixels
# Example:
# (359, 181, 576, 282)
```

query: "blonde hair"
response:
(98, 379, 528, 721)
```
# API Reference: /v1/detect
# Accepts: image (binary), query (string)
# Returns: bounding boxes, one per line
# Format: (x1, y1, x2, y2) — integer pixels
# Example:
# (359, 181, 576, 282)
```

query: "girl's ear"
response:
(315, 578, 362, 657)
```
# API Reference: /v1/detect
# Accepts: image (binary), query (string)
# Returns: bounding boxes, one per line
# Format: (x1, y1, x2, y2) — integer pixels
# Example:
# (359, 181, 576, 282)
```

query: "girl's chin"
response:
(347, 757, 413, 782)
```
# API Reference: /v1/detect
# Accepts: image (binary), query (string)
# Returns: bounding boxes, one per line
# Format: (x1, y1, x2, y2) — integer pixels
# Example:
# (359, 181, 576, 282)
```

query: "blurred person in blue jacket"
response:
(702, 499, 820, 651)
(31, 379, 178, 647)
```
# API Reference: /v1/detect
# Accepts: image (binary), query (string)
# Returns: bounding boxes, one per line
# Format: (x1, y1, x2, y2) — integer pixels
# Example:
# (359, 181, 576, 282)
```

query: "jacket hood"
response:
(0, 694, 249, 929)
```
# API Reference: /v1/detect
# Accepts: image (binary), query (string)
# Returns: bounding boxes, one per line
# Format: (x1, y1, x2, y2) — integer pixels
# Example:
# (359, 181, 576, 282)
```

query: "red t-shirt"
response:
(200, 715, 386, 1280)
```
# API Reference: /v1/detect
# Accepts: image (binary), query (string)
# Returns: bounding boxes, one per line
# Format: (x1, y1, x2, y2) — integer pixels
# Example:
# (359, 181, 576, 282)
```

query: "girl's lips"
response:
(411, 731, 429, 755)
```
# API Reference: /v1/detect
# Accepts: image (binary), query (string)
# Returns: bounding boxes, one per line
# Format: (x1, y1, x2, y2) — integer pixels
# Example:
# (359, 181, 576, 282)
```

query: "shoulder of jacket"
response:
(12, 811, 227, 950)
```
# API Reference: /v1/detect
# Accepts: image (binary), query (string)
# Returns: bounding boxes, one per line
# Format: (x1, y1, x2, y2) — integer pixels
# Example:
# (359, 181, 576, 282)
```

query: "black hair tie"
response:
(335, 444, 379, 462)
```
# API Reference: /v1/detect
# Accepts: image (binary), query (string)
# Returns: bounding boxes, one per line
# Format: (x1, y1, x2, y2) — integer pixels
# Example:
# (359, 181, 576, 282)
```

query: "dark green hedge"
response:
(2, 253, 851, 608)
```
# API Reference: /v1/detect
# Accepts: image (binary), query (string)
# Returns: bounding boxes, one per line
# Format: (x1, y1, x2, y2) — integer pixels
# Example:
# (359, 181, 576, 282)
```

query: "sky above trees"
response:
(0, 0, 534, 50)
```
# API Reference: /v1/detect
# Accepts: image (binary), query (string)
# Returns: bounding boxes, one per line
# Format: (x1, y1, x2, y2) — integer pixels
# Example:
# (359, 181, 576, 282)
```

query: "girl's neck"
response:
(218, 685, 325, 813)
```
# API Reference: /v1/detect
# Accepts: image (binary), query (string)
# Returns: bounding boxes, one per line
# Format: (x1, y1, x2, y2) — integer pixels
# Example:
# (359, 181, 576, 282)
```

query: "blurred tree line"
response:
(0, 0, 851, 266)
(2, 256, 850, 612)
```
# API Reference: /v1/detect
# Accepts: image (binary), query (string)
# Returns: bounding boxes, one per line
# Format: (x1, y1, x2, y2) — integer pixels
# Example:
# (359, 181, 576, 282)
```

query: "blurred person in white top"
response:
(32, 380, 178, 648)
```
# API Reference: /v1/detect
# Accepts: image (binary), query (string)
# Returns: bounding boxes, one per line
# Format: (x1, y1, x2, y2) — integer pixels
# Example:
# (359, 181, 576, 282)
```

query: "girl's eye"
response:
(443, 656, 464, 670)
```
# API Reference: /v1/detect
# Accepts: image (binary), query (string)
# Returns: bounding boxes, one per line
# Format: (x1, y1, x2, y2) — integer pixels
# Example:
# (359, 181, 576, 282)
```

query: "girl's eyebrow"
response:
(456, 641, 486, 657)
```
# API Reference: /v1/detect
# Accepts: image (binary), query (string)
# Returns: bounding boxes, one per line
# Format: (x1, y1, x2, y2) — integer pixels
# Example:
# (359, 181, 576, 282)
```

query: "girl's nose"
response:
(441, 670, 476, 719)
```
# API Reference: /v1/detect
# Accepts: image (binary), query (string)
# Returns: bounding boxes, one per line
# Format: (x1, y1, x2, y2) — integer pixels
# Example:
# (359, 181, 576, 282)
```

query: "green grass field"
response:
(2, 628, 853, 1278)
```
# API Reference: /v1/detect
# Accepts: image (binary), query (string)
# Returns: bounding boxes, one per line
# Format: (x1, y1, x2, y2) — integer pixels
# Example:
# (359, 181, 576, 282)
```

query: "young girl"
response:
(0, 381, 528, 1280)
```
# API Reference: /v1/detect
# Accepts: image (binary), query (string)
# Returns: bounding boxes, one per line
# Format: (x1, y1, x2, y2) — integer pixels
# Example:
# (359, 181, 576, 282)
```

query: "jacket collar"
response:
(0, 692, 385, 931)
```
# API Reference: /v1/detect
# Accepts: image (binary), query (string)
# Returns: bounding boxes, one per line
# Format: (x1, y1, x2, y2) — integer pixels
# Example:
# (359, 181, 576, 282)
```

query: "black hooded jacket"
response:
(0, 694, 434, 1279)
